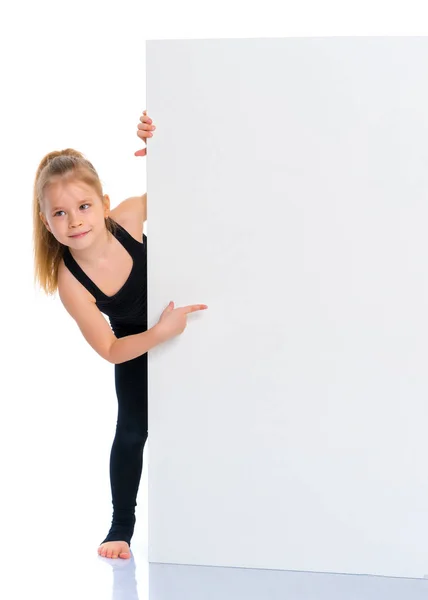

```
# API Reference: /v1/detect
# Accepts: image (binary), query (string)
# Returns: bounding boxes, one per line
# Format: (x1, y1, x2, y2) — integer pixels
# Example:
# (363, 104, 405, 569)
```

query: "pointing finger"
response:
(185, 304, 208, 313)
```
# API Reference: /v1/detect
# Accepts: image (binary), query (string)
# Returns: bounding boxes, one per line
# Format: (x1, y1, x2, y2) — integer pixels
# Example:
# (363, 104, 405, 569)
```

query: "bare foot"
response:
(98, 540, 131, 559)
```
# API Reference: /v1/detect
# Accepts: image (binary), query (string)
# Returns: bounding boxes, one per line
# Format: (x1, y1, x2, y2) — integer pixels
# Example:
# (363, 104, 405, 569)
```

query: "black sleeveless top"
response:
(63, 220, 147, 338)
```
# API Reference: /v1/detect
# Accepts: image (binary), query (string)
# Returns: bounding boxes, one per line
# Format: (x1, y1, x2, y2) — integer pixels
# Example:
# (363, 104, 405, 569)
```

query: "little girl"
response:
(32, 110, 208, 560)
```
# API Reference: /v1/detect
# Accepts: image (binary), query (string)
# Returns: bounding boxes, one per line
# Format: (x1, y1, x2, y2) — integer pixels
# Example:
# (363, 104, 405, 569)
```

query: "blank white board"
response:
(146, 37, 428, 578)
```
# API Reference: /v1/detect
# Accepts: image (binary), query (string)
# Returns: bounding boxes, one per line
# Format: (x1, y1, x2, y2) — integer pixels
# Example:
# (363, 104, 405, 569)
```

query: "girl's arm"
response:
(58, 264, 161, 363)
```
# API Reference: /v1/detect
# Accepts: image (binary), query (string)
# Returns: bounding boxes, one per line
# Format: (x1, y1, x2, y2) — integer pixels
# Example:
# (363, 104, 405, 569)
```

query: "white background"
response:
(2, 0, 428, 595)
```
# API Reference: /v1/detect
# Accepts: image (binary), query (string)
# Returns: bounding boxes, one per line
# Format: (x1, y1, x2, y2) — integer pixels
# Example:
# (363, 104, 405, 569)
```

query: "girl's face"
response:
(40, 178, 110, 248)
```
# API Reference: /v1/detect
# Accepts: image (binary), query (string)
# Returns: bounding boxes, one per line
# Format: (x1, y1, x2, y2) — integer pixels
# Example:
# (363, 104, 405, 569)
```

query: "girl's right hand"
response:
(155, 301, 208, 342)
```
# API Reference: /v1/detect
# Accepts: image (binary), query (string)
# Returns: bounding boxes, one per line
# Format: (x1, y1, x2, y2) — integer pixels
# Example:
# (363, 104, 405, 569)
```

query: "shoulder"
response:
(57, 260, 116, 361)
(113, 213, 145, 244)
(110, 195, 145, 243)
(58, 258, 96, 304)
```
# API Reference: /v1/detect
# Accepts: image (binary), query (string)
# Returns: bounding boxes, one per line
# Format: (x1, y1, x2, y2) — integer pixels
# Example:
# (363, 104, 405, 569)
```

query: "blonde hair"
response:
(33, 149, 117, 296)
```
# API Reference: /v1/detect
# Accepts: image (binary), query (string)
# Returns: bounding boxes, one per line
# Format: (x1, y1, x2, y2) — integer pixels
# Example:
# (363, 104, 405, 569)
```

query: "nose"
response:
(68, 215, 84, 228)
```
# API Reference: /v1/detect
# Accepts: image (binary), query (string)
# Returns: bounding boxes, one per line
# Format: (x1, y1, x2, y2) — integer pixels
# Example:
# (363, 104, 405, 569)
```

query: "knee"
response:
(115, 424, 148, 449)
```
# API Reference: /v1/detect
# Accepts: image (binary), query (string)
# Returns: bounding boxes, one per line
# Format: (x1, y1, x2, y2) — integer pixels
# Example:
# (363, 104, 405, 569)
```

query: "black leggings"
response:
(100, 351, 148, 547)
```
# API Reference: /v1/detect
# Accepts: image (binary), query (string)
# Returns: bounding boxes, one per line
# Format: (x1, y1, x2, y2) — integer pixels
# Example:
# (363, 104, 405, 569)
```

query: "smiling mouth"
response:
(70, 231, 90, 238)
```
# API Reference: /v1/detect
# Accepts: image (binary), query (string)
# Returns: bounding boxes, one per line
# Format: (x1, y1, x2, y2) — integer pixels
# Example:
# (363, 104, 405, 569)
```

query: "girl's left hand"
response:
(135, 110, 156, 157)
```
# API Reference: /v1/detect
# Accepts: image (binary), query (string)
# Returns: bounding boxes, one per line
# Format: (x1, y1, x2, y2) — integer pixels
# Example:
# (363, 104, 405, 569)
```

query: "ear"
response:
(103, 194, 111, 218)
(39, 211, 52, 233)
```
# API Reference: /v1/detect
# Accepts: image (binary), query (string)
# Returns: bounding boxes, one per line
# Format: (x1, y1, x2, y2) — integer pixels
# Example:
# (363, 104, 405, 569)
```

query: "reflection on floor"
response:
(149, 562, 428, 600)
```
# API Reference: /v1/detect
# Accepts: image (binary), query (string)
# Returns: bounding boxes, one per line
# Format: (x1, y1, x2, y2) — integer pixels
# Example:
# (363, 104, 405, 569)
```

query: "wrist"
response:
(151, 322, 168, 344)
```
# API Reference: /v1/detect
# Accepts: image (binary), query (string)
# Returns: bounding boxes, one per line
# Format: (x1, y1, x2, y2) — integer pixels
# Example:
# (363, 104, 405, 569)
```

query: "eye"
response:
(53, 203, 91, 217)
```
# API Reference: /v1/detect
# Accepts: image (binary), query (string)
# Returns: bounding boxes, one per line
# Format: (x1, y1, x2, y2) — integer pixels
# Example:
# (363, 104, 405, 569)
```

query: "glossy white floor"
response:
(4, 439, 428, 600)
